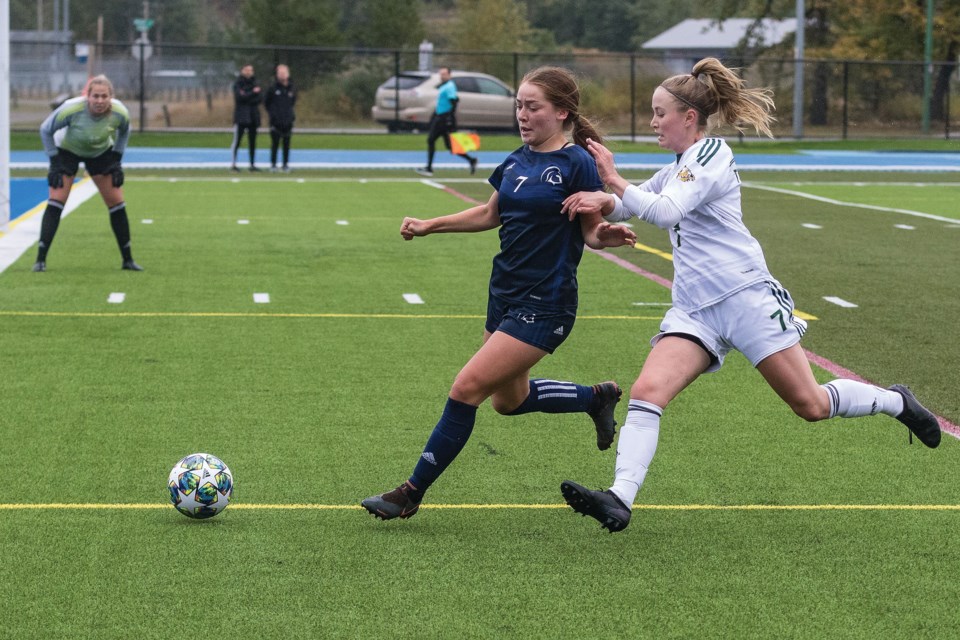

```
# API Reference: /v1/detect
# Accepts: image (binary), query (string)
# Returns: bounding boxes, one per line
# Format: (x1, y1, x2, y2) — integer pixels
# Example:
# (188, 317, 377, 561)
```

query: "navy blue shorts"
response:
(485, 294, 577, 354)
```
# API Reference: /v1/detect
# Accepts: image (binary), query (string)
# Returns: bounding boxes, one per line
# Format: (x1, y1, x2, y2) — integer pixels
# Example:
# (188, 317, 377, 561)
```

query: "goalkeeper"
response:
(35, 74, 142, 272)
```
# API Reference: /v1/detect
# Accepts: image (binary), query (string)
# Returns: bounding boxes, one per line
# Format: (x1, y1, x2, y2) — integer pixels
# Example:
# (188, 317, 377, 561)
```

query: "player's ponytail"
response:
(520, 66, 604, 149)
(660, 57, 775, 138)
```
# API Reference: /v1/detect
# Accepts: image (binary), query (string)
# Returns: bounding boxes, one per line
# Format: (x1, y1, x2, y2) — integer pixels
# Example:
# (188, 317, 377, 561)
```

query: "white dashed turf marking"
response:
(823, 296, 858, 308)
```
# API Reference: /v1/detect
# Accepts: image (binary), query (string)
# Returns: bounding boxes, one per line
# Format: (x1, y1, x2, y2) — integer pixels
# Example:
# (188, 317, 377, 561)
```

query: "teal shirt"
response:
(435, 80, 458, 115)
(40, 97, 131, 158)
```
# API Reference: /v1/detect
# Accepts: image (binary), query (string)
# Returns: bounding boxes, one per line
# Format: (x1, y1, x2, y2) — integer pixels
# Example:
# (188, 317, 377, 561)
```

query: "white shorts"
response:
(652, 280, 808, 373)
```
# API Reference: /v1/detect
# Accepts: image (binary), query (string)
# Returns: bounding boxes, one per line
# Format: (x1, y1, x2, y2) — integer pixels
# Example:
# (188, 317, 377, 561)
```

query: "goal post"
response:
(1, 0, 10, 231)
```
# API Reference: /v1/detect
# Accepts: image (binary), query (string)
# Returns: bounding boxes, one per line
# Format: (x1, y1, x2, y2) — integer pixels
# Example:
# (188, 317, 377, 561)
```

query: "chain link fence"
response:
(9, 38, 959, 139)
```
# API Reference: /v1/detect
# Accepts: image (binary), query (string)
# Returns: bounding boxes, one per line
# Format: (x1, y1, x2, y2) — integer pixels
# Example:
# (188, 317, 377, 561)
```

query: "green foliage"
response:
(342, 0, 426, 49)
(240, 0, 345, 47)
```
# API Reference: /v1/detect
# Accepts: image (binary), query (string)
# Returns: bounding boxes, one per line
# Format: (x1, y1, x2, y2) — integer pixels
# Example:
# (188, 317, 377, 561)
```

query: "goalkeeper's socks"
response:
(507, 378, 593, 415)
(36, 200, 65, 261)
(408, 397, 478, 498)
(108, 203, 133, 261)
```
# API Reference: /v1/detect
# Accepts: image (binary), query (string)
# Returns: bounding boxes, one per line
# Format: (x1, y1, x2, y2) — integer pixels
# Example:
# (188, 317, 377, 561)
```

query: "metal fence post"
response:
(139, 40, 146, 133)
(630, 54, 636, 142)
(393, 50, 400, 127)
(842, 61, 848, 140)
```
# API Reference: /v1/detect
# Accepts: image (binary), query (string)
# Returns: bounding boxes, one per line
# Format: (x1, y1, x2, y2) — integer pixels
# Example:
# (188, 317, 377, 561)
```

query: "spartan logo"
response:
(541, 165, 563, 185)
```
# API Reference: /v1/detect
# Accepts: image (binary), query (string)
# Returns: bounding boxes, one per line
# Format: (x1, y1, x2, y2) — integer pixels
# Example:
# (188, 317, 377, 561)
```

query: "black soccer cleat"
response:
(561, 480, 631, 533)
(122, 260, 144, 271)
(414, 167, 433, 177)
(32, 261, 46, 272)
(588, 381, 622, 450)
(361, 481, 422, 520)
(468, 157, 478, 175)
(890, 384, 941, 448)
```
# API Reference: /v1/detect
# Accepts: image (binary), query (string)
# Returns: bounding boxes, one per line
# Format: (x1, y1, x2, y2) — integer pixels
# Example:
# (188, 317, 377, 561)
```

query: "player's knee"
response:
(790, 396, 830, 422)
(449, 373, 489, 407)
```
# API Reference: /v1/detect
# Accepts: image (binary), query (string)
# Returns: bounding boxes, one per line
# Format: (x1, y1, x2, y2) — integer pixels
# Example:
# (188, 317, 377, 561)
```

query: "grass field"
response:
(0, 169, 957, 638)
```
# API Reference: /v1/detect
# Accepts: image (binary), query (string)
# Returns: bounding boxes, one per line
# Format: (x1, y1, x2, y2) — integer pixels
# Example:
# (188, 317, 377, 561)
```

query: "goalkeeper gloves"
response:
(105, 150, 124, 187)
(47, 154, 66, 188)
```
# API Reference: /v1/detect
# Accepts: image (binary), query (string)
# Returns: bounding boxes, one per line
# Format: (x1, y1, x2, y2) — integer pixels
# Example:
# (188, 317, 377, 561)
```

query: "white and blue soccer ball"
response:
(168, 453, 234, 519)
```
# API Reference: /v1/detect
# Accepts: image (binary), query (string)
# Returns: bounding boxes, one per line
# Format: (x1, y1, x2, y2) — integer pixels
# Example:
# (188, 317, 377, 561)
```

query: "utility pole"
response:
(792, 0, 805, 139)
(921, 0, 934, 134)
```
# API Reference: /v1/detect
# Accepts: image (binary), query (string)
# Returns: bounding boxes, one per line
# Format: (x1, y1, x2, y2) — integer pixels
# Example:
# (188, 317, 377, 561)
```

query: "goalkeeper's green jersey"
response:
(40, 97, 130, 158)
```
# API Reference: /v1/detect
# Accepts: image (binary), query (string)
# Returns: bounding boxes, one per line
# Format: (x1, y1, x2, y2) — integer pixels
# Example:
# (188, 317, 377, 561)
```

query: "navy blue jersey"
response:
(488, 144, 604, 310)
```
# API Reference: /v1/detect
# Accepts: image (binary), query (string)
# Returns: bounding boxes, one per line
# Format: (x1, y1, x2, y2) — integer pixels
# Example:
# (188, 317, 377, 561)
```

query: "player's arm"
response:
(401, 191, 500, 240)
(40, 107, 72, 187)
(578, 211, 637, 250)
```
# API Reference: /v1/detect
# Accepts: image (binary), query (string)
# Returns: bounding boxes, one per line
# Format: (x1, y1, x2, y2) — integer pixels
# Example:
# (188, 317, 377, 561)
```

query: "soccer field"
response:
(0, 172, 957, 638)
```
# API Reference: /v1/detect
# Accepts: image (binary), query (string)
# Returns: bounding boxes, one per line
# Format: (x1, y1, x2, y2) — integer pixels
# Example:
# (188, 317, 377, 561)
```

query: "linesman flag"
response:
(450, 132, 480, 155)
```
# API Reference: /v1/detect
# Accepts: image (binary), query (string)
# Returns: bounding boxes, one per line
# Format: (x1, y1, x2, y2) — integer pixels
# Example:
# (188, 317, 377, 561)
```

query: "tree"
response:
(240, 0, 345, 47)
(341, 0, 425, 49)
(448, 0, 535, 78)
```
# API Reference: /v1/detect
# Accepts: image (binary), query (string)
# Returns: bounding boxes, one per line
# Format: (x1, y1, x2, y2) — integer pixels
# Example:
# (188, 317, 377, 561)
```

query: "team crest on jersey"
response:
(541, 165, 563, 185)
(676, 165, 695, 182)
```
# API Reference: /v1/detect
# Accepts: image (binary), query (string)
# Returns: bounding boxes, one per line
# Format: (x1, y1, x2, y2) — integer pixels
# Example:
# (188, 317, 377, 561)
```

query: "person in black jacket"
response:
(265, 64, 297, 172)
(230, 64, 262, 172)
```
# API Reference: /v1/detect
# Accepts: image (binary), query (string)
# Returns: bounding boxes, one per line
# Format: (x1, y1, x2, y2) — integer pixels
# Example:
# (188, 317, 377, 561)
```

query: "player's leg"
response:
(361, 331, 548, 520)
(281, 125, 292, 170)
(757, 344, 940, 447)
(91, 174, 142, 270)
(230, 124, 243, 171)
(562, 335, 710, 532)
(34, 176, 75, 271)
(418, 117, 442, 175)
(248, 125, 259, 170)
(269, 126, 280, 169)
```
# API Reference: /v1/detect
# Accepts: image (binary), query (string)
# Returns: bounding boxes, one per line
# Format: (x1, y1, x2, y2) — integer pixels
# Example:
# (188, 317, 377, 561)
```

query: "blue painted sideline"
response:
(10, 147, 960, 172)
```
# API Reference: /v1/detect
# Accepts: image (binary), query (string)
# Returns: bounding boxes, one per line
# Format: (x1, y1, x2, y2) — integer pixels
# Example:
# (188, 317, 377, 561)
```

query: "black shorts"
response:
(485, 294, 576, 354)
(57, 148, 116, 177)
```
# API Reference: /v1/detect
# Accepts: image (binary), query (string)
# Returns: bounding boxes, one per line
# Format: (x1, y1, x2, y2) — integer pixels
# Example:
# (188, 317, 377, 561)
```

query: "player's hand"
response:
(585, 138, 619, 184)
(47, 154, 65, 188)
(400, 217, 429, 240)
(104, 150, 124, 187)
(596, 222, 637, 247)
(561, 191, 613, 221)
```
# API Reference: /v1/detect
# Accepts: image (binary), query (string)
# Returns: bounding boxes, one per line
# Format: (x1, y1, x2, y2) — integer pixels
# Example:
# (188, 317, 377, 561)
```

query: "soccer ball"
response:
(168, 453, 234, 519)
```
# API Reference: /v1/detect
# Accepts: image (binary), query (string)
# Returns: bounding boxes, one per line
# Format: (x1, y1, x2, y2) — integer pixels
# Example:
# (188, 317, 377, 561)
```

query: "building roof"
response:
(642, 18, 797, 50)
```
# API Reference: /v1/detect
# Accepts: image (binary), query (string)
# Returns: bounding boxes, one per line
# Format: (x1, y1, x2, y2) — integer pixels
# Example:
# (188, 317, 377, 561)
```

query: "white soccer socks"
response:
(609, 400, 662, 508)
(821, 379, 904, 419)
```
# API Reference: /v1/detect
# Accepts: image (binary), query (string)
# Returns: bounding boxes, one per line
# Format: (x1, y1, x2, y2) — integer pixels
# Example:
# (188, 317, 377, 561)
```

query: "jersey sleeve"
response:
(111, 101, 131, 155)
(39, 104, 71, 156)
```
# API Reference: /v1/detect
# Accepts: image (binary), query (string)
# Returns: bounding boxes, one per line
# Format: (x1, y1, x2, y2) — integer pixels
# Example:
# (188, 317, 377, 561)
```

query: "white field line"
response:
(743, 183, 958, 224)
(0, 179, 99, 274)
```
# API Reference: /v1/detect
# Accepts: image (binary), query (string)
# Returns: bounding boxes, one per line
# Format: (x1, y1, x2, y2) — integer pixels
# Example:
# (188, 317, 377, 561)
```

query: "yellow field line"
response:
(0, 310, 663, 321)
(1, 503, 958, 511)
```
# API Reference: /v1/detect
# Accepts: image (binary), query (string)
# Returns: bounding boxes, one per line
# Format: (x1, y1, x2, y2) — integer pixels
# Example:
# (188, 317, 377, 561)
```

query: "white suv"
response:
(371, 70, 517, 132)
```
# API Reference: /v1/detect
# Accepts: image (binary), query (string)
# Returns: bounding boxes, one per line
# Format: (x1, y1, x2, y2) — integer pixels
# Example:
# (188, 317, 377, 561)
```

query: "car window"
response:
(383, 74, 429, 90)
(475, 78, 512, 97)
(452, 77, 480, 93)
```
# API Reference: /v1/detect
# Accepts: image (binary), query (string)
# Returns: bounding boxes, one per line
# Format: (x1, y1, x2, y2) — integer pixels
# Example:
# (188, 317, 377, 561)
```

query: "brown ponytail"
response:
(660, 57, 776, 138)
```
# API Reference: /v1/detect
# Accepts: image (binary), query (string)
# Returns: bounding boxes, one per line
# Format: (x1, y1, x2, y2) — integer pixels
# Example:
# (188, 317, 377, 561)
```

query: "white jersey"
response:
(608, 137, 771, 312)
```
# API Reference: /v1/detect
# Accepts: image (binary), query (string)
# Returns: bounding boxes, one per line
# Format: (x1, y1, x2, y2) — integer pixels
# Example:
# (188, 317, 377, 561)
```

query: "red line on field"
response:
(438, 183, 960, 440)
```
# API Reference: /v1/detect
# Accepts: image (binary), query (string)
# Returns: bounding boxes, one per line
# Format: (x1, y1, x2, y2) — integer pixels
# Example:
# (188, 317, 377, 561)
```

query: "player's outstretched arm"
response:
(579, 213, 637, 250)
(400, 192, 500, 240)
